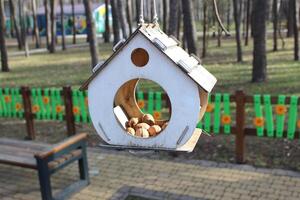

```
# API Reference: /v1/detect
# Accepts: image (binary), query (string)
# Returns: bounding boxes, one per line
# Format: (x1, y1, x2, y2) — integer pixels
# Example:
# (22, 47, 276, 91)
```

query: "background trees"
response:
(83, 0, 99, 67)
(0, 0, 9, 72)
(252, 0, 268, 82)
(0, 0, 298, 85)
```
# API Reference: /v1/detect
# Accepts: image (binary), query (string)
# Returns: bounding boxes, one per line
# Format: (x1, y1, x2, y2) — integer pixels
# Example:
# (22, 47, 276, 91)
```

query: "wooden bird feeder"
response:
(80, 24, 217, 152)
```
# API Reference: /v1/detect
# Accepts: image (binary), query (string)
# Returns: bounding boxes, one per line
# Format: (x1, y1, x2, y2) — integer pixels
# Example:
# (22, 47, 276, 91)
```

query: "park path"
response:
(0, 148, 299, 200)
(7, 43, 89, 57)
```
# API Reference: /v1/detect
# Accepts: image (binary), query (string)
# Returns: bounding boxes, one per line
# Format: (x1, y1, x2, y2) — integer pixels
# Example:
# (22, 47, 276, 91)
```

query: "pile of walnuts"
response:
(125, 114, 168, 138)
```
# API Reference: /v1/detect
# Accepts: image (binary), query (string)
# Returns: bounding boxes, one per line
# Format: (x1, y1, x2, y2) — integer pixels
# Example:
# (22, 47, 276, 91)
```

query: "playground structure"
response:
(0, 86, 299, 162)
(4, 3, 112, 36)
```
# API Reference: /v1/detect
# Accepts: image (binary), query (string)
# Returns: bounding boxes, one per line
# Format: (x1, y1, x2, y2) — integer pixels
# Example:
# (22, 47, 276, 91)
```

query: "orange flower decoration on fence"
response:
(15, 103, 22, 111)
(56, 105, 63, 113)
(32, 105, 40, 113)
(4, 95, 11, 103)
(275, 105, 287, 115)
(73, 106, 80, 115)
(253, 117, 264, 127)
(43, 96, 50, 104)
(137, 100, 145, 109)
(221, 115, 231, 125)
(153, 111, 161, 120)
(206, 104, 214, 113)
(297, 120, 300, 129)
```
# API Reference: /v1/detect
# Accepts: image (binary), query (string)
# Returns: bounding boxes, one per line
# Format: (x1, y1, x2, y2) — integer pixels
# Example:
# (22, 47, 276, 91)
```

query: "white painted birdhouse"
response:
(80, 24, 217, 152)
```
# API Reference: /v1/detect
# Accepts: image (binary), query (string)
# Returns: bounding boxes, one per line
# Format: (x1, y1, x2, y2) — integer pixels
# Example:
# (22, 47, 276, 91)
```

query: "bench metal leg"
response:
(36, 159, 53, 200)
(78, 145, 89, 182)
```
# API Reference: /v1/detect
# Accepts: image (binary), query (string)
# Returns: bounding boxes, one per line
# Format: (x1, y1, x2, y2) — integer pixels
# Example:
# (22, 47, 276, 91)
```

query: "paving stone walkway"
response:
(0, 148, 300, 200)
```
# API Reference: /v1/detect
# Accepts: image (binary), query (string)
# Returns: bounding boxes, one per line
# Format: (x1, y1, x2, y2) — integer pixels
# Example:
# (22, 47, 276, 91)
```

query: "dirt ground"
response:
(0, 119, 299, 171)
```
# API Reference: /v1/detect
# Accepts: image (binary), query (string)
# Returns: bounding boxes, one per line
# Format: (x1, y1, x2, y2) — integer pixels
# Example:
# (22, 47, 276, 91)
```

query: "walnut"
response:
(142, 114, 155, 126)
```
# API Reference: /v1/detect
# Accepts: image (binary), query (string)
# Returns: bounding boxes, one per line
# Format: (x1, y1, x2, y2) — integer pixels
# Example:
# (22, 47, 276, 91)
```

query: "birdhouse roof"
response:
(80, 24, 217, 92)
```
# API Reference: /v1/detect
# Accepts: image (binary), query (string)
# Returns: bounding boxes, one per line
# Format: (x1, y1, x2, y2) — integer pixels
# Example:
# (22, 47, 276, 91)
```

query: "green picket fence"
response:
(0, 87, 299, 140)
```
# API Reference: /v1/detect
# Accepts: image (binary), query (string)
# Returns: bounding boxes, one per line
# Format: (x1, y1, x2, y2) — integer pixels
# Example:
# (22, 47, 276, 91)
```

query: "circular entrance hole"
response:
(113, 79, 171, 138)
(131, 48, 149, 67)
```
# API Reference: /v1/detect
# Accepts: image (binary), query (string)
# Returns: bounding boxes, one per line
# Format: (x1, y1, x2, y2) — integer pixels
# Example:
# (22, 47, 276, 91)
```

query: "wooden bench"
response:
(0, 133, 89, 200)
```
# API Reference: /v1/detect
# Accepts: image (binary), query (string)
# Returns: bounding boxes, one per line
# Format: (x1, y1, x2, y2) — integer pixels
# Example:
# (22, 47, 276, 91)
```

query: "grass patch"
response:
(1, 36, 299, 95)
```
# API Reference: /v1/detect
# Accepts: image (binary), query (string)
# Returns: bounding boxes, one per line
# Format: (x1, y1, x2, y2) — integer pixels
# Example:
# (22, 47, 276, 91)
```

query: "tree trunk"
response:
(177, 2, 182, 42)
(135, 0, 141, 25)
(117, 0, 129, 39)
(83, 0, 99, 68)
(227, 1, 231, 32)
(217, 27, 222, 47)
(292, 0, 299, 60)
(19, 0, 29, 57)
(244, 0, 250, 46)
(233, 0, 243, 62)
(32, 0, 40, 48)
(287, 0, 294, 37)
(202, 1, 208, 58)
(252, 0, 268, 82)
(272, 0, 278, 51)
(104, 0, 110, 42)
(49, 0, 57, 53)
(8, 0, 22, 50)
(44, 0, 51, 49)
(181, 0, 198, 55)
(0, 0, 9, 72)
(111, 0, 121, 45)
(126, 0, 133, 35)
(168, 0, 179, 38)
(163, 0, 168, 32)
(71, 0, 76, 44)
(60, 0, 66, 50)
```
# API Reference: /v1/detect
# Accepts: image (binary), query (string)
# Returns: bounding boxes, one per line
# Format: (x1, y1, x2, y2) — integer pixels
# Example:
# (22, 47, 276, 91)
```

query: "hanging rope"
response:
(152, 0, 158, 24)
(139, 0, 159, 25)
(139, 0, 144, 25)
(213, 0, 231, 36)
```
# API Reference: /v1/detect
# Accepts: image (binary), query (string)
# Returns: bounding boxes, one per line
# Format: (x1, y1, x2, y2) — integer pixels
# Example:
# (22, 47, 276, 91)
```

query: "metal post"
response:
(63, 86, 76, 136)
(21, 86, 35, 140)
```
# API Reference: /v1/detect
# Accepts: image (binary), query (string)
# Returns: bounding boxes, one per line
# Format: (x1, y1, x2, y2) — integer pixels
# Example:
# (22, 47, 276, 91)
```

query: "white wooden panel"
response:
(188, 65, 218, 93)
(88, 33, 201, 149)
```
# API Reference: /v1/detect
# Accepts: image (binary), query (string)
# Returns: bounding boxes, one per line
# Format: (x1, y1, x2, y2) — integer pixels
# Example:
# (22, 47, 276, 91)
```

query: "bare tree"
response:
(273, 0, 278, 51)
(233, 0, 243, 62)
(71, 0, 76, 44)
(181, 0, 198, 55)
(49, 0, 57, 53)
(104, 0, 110, 42)
(126, 0, 133, 35)
(117, 0, 129, 39)
(111, 0, 121, 44)
(244, 0, 251, 46)
(19, 0, 29, 57)
(163, 0, 168, 32)
(292, 0, 299, 60)
(0, 0, 9, 72)
(44, 0, 51, 49)
(83, 0, 99, 67)
(226, 1, 231, 32)
(32, 0, 40, 48)
(60, 0, 66, 50)
(168, 0, 179, 38)
(252, 0, 268, 82)
(8, 0, 22, 50)
(287, 0, 294, 37)
(202, 0, 208, 58)
(135, 0, 141, 25)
